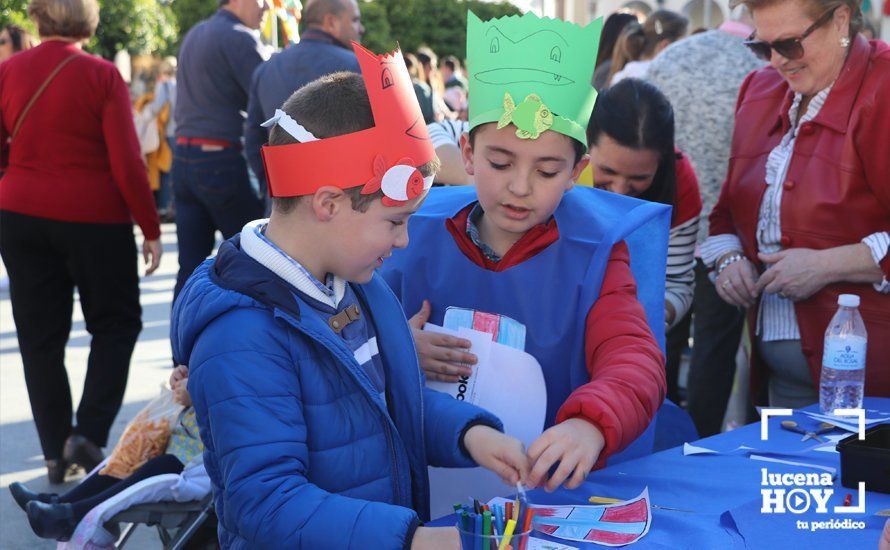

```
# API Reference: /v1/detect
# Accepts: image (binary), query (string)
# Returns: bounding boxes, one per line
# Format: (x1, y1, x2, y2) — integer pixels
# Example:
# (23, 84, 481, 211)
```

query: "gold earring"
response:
(840, 36, 850, 48)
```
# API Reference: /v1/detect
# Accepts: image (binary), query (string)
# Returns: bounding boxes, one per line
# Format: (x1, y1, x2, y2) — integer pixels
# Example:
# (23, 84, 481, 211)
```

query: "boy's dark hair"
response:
(268, 72, 438, 214)
(467, 124, 587, 166)
(587, 78, 676, 212)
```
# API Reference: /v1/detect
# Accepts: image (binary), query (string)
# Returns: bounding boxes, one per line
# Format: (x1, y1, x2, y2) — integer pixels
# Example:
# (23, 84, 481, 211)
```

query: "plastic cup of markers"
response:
(455, 522, 533, 550)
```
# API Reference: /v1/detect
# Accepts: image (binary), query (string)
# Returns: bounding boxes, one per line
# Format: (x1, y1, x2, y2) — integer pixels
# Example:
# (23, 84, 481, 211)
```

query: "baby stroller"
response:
(56, 458, 214, 550)
(106, 493, 214, 549)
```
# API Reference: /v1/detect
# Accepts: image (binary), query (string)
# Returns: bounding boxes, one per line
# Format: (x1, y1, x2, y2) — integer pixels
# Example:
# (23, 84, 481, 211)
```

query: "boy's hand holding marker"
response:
(528, 418, 605, 492)
(464, 425, 530, 486)
(407, 299, 606, 492)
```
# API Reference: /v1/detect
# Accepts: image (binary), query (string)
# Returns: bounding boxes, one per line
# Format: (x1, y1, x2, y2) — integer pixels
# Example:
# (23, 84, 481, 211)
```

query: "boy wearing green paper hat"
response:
(380, 12, 668, 492)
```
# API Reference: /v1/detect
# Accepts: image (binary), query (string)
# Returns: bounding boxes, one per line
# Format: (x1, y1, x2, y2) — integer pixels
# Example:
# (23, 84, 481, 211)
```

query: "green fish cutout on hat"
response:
(467, 11, 603, 147)
(498, 93, 553, 139)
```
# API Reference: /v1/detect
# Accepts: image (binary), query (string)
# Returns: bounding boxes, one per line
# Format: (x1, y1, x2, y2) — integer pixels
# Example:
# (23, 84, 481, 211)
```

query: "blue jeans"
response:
(157, 137, 176, 214)
(172, 144, 264, 299)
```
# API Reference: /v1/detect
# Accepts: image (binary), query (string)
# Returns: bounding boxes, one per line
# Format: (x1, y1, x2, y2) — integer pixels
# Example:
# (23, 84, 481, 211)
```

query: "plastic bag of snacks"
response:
(100, 385, 183, 479)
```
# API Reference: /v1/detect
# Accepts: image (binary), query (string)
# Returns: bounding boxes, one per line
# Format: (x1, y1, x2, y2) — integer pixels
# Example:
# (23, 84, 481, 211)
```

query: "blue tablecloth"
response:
(430, 398, 890, 548)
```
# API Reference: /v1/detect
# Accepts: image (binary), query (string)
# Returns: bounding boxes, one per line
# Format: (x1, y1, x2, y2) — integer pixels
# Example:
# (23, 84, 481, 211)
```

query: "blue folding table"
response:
(431, 397, 890, 548)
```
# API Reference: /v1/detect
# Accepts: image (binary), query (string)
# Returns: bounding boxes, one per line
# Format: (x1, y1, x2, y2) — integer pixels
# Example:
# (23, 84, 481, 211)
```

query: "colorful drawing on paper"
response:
(526, 537, 578, 550)
(531, 488, 651, 546)
(443, 306, 527, 350)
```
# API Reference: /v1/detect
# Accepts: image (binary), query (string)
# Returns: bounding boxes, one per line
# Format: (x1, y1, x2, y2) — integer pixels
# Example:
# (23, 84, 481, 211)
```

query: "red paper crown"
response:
(260, 43, 436, 206)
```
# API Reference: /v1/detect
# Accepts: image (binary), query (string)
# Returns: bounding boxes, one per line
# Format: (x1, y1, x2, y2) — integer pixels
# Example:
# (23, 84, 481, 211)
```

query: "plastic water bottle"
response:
(819, 294, 867, 413)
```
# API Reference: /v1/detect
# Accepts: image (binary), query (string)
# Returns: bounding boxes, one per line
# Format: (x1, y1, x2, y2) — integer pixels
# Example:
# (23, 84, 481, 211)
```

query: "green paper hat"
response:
(466, 11, 603, 147)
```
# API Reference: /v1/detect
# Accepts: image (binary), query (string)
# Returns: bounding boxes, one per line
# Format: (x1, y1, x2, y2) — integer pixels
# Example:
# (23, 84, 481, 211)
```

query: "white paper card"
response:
(424, 323, 547, 517)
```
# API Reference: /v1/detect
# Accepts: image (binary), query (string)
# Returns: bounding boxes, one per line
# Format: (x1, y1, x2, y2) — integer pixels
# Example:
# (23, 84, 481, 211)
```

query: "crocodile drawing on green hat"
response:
(467, 11, 603, 147)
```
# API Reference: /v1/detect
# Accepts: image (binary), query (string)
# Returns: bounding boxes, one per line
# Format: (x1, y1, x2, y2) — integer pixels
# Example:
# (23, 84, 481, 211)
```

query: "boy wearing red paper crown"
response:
(381, 12, 670, 493)
(171, 44, 529, 549)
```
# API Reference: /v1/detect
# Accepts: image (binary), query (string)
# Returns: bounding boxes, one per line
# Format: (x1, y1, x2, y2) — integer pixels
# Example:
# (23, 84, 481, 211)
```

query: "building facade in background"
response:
(511, 0, 886, 34)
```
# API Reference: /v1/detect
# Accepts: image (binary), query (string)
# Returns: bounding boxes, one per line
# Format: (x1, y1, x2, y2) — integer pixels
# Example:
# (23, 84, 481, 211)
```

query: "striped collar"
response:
(240, 219, 346, 308)
(466, 202, 502, 262)
(788, 84, 832, 134)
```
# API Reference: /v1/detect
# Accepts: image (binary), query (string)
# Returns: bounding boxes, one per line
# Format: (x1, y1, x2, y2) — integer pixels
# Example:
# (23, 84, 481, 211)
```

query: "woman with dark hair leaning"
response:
(581, 78, 702, 404)
(0, 0, 162, 483)
(702, 0, 889, 407)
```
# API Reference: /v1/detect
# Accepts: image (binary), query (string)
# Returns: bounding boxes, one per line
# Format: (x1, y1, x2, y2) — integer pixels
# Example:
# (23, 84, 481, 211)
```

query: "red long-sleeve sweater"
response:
(446, 206, 666, 467)
(0, 41, 160, 239)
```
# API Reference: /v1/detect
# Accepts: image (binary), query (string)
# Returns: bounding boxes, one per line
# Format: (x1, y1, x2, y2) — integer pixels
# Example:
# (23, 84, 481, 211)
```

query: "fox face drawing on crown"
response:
(466, 11, 603, 146)
(260, 42, 435, 204)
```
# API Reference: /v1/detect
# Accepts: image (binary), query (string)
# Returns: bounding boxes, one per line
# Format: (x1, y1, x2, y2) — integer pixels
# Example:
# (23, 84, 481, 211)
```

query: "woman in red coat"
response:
(703, 0, 889, 408)
(0, 0, 161, 483)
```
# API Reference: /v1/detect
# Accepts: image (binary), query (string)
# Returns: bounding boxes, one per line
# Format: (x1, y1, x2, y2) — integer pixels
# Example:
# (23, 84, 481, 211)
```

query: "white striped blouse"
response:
(428, 120, 469, 150)
(666, 215, 699, 328)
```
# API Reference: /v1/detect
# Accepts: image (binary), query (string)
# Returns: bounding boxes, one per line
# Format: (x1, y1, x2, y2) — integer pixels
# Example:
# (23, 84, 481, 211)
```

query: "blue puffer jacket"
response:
(172, 236, 502, 549)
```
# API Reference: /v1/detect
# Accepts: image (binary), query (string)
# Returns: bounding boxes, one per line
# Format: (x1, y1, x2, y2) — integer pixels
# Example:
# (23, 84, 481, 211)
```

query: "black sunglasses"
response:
(744, 6, 839, 61)
(0, 38, 8, 46)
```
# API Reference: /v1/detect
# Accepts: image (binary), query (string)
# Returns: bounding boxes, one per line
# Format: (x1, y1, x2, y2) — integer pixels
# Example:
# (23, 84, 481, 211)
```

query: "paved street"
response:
(1, 223, 184, 549)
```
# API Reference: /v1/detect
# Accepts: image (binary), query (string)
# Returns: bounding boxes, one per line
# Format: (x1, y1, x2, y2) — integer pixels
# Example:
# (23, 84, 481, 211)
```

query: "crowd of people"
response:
(1, 0, 888, 547)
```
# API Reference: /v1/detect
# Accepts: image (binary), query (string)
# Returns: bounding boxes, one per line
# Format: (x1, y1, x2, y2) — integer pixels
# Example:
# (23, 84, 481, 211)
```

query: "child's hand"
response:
(172, 378, 192, 407)
(170, 366, 191, 407)
(463, 425, 529, 485)
(527, 418, 605, 492)
(408, 300, 476, 382)
(410, 526, 460, 549)
(169, 365, 188, 388)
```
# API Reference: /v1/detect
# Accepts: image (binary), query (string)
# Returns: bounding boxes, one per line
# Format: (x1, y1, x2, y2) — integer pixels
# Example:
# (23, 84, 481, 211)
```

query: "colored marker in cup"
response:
(498, 519, 517, 550)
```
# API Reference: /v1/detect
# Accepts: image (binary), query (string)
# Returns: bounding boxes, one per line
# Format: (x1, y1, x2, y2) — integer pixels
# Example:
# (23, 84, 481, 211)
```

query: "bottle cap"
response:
(838, 294, 860, 307)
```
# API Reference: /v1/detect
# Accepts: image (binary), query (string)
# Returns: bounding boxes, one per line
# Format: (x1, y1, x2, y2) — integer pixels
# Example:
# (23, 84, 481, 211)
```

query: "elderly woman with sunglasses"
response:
(702, 0, 889, 408)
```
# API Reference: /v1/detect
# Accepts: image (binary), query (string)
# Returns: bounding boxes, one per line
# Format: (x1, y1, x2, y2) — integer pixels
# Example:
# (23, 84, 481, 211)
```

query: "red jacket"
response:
(709, 36, 890, 397)
(447, 206, 666, 467)
(674, 151, 702, 228)
(0, 41, 160, 239)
